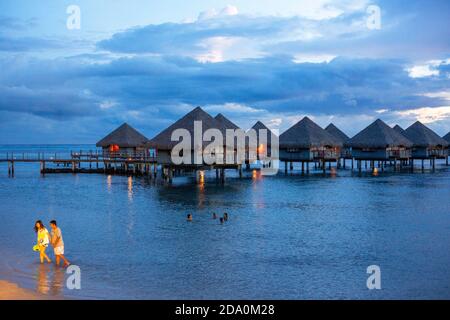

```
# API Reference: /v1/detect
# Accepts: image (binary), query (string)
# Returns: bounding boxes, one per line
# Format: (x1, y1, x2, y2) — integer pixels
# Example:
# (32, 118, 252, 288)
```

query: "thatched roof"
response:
(96, 123, 148, 148)
(280, 117, 342, 148)
(250, 121, 277, 146)
(345, 119, 412, 148)
(215, 113, 240, 130)
(325, 123, 349, 144)
(443, 132, 450, 143)
(147, 107, 227, 150)
(403, 121, 449, 147)
(393, 125, 406, 135)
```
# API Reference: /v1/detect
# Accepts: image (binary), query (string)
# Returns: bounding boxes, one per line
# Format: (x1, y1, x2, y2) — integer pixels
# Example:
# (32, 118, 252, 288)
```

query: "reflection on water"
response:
(50, 267, 65, 296)
(127, 176, 133, 202)
(197, 171, 205, 208)
(1, 156, 450, 299)
(106, 175, 112, 193)
(36, 264, 50, 295)
(35, 264, 64, 297)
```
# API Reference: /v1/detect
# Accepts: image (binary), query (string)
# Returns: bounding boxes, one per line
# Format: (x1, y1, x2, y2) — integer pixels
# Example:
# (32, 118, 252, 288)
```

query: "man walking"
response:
(50, 220, 70, 267)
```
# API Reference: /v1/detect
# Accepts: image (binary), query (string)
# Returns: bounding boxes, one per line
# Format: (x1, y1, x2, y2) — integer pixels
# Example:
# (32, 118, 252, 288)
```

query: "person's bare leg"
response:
(39, 250, 44, 264)
(55, 255, 61, 266)
(41, 249, 51, 263)
(60, 255, 70, 267)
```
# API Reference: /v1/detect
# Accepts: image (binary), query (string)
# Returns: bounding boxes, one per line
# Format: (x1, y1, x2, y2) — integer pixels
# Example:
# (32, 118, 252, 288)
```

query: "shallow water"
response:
(0, 145, 449, 299)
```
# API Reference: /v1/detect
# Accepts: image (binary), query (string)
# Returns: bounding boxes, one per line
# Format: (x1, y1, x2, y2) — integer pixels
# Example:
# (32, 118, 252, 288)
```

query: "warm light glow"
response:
(106, 175, 112, 192)
(257, 144, 265, 155)
(109, 144, 120, 152)
(128, 176, 133, 201)
(252, 169, 263, 181)
(373, 168, 379, 176)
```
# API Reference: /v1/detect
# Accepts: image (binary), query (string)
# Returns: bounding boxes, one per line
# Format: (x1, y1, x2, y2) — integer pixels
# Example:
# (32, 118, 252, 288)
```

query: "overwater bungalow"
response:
(345, 119, 412, 171)
(402, 121, 449, 168)
(325, 123, 351, 166)
(443, 132, 450, 144)
(96, 123, 149, 157)
(246, 121, 277, 166)
(146, 107, 239, 181)
(393, 124, 406, 135)
(444, 132, 450, 166)
(215, 113, 240, 130)
(279, 117, 342, 173)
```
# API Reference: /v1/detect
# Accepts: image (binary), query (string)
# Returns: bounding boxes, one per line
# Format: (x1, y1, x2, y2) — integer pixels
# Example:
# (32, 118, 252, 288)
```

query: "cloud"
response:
(395, 106, 450, 124)
(0, 16, 38, 31)
(1, 1, 450, 142)
(1, 53, 449, 139)
(406, 60, 450, 78)
(198, 5, 239, 21)
(0, 34, 62, 52)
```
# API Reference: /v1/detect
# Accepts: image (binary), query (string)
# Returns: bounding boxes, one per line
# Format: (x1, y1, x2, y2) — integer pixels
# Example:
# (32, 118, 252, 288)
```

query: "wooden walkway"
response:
(0, 151, 157, 176)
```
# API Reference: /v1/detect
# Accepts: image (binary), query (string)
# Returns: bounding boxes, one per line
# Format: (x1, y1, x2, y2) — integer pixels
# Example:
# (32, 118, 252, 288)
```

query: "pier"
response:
(0, 150, 157, 177)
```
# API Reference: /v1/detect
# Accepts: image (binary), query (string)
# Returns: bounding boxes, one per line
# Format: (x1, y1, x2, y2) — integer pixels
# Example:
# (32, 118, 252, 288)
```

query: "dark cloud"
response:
(1, 55, 449, 124)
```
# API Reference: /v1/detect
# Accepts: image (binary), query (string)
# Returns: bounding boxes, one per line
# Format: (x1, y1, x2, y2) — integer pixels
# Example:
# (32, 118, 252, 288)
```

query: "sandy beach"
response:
(0, 280, 48, 300)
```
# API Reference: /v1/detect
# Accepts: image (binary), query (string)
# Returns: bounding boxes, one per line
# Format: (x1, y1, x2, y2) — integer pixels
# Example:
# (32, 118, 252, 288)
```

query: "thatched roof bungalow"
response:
(345, 119, 412, 160)
(325, 123, 349, 144)
(215, 113, 240, 130)
(403, 121, 449, 159)
(96, 123, 148, 155)
(393, 124, 406, 135)
(247, 121, 277, 161)
(325, 123, 350, 158)
(146, 107, 238, 166)
(279, 117, 342, 162)
(444, 132, 450, 143)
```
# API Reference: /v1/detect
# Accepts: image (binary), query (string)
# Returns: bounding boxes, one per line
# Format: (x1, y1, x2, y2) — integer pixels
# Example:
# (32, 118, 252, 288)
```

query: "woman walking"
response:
(34, 220, 51, 264)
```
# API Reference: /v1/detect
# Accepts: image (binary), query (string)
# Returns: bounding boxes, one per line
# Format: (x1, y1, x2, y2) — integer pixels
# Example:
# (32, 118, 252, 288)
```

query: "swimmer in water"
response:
(212, 213, 217, 219)
(223, 213, 228, 221)
(187, 214, 193, 222)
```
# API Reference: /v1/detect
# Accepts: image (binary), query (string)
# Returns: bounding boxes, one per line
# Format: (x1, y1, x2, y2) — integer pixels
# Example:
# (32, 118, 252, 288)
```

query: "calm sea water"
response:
(0, 145, 449, 299)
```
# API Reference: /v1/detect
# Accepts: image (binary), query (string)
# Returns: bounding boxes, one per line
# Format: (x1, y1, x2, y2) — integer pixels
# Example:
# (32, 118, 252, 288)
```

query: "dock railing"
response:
(0, 150, 156, 162)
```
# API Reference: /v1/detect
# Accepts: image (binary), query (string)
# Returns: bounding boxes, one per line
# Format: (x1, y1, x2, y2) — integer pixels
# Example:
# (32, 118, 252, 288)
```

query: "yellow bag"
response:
(33, 244, 40, 252)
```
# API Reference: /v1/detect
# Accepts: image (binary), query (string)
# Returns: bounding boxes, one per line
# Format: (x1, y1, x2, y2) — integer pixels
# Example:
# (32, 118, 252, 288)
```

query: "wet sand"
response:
(0, 280, 46, 300)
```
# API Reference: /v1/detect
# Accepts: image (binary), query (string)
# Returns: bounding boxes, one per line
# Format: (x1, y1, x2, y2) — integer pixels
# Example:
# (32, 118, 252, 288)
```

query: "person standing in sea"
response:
(34, 220, 51, 264)
(50, 220, 70, 267)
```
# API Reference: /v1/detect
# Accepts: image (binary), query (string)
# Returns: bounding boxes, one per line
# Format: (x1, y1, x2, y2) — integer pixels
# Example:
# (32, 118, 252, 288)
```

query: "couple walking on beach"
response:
(34, 220, 70, 267)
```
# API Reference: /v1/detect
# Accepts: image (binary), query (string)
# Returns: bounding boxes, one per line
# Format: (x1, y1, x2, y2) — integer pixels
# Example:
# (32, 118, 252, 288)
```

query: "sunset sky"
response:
(1, 0, 449, 143)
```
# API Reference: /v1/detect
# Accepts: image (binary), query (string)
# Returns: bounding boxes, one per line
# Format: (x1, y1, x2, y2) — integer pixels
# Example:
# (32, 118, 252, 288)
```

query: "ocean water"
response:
(0, 145, 449, 299)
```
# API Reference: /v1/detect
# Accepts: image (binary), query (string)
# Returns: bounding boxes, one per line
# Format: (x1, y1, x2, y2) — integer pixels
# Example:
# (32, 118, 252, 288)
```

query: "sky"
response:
(0, 0, 450, 143)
